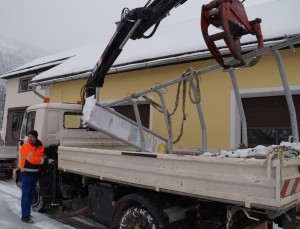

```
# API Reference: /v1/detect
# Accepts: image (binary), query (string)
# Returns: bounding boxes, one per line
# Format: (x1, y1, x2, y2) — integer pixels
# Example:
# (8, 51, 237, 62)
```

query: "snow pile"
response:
(203, 142, 300, 158)
(280, 141, 300, 151)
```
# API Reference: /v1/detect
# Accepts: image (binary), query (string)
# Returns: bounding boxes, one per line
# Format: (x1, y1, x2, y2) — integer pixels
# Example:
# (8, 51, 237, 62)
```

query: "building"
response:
(1, 0, 300, 150)
(0, 51, 76, 145)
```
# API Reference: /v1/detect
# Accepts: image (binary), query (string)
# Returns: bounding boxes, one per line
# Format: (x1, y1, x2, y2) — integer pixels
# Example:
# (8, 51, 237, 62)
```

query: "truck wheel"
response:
(111, 193, 169, 229)
(119, 206, 157, 229)
(32, 182, 46, 212)
(274, 208, 299, 229)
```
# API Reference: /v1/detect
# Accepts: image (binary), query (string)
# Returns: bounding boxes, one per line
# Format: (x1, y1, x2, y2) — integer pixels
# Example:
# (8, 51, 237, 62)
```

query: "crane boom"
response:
(85, 0, 187, 96)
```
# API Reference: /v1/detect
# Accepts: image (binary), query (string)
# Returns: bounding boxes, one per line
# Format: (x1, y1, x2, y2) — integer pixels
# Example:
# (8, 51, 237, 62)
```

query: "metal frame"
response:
(88, 34, 300, 153)
(98, 71, 205, 153)
(272, 49, 299, 142)
(93, 101, 168, 152)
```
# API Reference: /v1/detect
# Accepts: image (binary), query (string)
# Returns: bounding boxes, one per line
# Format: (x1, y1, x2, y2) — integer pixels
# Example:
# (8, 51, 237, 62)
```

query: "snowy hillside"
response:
(0, 37, 47, 130)
(0, 37, 47, 74)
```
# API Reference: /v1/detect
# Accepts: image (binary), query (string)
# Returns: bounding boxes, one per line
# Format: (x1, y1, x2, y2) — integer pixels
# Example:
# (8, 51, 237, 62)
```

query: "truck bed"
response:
(58, 130, 300, 213)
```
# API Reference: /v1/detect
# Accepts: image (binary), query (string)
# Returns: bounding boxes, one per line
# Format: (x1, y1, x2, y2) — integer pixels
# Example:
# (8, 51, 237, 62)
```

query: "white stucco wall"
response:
(2, 74, 44, 141)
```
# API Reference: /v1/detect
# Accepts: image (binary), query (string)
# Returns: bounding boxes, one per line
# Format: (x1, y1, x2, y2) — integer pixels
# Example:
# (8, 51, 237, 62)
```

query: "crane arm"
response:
(85, 0, 187, 96)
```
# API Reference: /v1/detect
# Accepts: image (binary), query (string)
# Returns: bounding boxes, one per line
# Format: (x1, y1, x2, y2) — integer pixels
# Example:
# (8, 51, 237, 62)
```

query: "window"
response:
(243, 95, 300, 147)
(19, 77, 33, 92)
(20, 111, 36, 140)
(63, 112, 83, 129)
(247, 128, 300, 147)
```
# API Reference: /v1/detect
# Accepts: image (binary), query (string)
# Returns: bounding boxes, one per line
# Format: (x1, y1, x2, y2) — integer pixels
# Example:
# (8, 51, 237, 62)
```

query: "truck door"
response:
(5, 107, 27, 146)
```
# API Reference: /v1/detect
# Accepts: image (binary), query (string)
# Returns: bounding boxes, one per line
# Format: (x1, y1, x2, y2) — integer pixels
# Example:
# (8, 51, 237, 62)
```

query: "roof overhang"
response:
(30, 37, 293, 87)
(0, 56, 74, 79)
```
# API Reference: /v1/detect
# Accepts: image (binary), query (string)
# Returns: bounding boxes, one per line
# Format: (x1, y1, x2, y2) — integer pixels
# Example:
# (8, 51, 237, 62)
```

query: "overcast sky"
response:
(0, 0, 276, 54)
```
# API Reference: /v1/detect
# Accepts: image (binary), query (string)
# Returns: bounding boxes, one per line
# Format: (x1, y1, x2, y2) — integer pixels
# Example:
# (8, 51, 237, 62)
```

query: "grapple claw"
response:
(201, 0, 263, 69)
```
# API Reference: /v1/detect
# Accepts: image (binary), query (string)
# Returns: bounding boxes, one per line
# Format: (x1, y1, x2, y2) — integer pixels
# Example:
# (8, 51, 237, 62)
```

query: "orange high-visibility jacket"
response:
(19, 139, 46, 174)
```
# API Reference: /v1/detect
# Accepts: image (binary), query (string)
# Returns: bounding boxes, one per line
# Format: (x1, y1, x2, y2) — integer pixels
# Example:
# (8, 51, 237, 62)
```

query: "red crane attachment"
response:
(201, 0, 263, 69)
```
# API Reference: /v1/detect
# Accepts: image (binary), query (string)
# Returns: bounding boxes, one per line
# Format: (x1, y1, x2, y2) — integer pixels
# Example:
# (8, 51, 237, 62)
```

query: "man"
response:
(19, 130, 53, 223)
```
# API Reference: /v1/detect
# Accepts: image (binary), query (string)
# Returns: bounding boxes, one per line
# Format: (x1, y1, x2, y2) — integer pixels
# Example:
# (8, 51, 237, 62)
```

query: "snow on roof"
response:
(0, 47, 79, 78)
(15, 0, 300, 83)
(0, 60, 65, 79)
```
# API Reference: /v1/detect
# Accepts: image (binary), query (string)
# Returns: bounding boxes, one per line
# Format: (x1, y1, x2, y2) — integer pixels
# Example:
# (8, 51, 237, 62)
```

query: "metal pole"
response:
(229, 70, 248, 147)
(95, 87, 100, 102)
(130, 100, 146, 151)
(190, 81, 207, 152)
(120, 19, 142, 49)
(272, 49, 299, 142)
(155, 91, 173, 154)
(104, 77, 185, 108)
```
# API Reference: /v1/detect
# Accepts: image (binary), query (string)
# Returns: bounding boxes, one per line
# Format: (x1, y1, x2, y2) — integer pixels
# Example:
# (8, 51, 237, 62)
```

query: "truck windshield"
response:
(20, 111, 36, 141)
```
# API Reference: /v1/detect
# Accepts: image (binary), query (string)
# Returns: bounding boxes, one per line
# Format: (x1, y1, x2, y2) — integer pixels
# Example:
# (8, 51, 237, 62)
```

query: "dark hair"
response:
(27, 130, 38, 138)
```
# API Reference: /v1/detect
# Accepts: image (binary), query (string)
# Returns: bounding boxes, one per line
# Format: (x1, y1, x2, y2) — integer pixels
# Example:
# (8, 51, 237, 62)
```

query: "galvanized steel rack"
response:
(87, 34, 300, 153)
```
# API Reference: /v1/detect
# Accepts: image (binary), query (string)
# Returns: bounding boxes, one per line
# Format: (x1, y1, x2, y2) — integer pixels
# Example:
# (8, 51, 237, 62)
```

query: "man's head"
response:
(27, 130, 38, 145)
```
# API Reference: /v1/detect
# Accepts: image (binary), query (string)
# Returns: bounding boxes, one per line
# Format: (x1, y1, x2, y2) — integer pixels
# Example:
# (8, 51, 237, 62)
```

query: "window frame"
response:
(19, 77, 33, 92)
(230, 86, 300, 149)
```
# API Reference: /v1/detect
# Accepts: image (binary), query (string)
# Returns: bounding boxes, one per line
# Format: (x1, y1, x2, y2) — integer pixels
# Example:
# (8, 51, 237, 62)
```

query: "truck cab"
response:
(20, 103, 83, 147)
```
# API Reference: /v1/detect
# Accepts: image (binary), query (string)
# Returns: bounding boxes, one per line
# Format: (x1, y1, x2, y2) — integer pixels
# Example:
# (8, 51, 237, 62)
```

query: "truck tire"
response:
(274, 208, 299, 229)
(118, 206, 158, 229)
(111, 193, 169, 229)
(32, 182, 47, 212)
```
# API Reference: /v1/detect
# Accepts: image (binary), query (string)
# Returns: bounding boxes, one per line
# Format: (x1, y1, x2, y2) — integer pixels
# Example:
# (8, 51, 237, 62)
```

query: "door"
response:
(5, 107, 27, 146)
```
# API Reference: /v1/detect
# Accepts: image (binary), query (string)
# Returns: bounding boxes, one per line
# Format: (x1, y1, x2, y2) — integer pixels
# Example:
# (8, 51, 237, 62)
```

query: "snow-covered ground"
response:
(0, 176, 106, 229)
(0, 175, 286, 229)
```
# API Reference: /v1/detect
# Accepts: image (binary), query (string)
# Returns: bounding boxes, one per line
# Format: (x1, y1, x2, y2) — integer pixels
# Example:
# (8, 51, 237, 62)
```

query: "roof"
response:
(2, 0, 300, 83)
(0, 47, 80, 79)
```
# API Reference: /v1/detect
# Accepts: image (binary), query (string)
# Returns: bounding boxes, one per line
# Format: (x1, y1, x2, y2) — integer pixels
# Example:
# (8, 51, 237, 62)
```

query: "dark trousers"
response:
(21, 174, 38, 218)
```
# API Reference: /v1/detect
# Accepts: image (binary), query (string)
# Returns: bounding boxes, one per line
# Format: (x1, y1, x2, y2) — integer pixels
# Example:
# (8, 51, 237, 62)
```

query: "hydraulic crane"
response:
(85, 0, 263, 97)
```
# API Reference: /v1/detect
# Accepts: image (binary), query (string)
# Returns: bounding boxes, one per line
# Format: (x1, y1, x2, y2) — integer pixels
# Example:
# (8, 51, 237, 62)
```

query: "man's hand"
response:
(13, 170, 17, 182)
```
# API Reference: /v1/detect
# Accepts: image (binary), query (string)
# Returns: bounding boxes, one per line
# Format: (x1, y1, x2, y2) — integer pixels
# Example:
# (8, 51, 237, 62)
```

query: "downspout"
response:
(33, 85, 44, 99)
(32, 84, 53, 102)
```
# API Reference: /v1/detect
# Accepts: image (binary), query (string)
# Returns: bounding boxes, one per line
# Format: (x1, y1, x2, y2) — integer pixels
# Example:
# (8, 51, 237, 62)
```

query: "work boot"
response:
(21, 217, 33, 223)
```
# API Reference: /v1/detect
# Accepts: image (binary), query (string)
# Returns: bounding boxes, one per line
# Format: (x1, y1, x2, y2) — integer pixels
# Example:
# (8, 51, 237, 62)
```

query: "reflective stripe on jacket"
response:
(19, 139, 45, 174)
